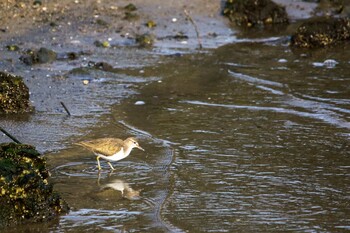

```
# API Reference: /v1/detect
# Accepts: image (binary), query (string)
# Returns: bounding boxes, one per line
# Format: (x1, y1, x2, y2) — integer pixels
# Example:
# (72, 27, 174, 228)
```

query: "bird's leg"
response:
(108, 162, 115, 170)
(97, 170, 101, 185)
(96, 156, 101, 170)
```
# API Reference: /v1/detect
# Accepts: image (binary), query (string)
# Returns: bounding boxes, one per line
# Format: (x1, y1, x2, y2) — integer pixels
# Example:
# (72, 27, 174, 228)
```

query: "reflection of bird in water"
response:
(102, 179, 142, 200)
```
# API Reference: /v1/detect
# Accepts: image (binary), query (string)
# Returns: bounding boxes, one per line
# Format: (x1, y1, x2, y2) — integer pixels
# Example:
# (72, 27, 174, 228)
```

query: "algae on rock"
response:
(0, 71, 33, 114)
(0, 143, 69, 228)
(291, 17, 350, 48)
(223, 0, 289, 27)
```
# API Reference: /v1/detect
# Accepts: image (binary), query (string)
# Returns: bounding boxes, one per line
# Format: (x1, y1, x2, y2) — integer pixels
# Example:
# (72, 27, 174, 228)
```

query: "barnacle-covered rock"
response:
(0, 71, 33, 114)
(0, 143, 69, 228)
(291, 17, 350, 48)
(223, 0, 288, 27)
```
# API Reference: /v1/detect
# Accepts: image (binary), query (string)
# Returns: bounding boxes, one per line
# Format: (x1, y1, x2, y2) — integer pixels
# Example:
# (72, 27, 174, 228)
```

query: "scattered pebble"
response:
(312, 59, 338, 68)
(70, 40, 81, 44)
(83, 80, 89, 85)
(172, 18, 177, 22)
(278, 58, 287, 63)
(102, 41, 110, 47)
(134, 101, 145, 105)
(323, 59, 338, 68)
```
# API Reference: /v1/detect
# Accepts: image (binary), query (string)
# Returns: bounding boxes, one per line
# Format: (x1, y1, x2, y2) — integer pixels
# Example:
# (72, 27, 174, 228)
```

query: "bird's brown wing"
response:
(76, 138, 124, 156)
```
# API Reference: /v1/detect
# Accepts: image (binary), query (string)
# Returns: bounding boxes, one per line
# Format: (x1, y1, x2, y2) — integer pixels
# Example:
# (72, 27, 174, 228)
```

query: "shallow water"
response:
(1, 37, 350, 232)
(112, 42, 350, 232)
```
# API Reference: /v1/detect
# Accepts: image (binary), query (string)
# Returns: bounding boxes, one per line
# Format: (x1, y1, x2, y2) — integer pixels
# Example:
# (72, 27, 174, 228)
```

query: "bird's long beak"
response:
(137, 145, 145, 151)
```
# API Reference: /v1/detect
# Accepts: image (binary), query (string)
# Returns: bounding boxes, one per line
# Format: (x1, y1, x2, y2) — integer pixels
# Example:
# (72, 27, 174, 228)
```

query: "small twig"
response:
(184, 9, 203, 50)
(0, 127, 22, 144)
(60, 102, 71, 116)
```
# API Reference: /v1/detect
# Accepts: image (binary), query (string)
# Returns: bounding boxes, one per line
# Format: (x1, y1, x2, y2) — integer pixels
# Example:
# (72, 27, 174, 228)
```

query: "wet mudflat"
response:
(1, 1, 350, 232)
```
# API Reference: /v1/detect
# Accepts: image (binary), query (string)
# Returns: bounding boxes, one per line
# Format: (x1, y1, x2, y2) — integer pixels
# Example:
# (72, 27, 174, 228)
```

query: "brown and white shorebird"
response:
(75, 137, 144, 170)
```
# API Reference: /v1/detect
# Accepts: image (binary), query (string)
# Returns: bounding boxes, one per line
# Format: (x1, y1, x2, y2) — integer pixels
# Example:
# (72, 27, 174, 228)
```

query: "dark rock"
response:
(136, 33, 154, 48)
(291, 17, 350, 48)
(36, 47, 57, 63)
(93, 62, 115, 72)
(0, 71, 33, 114)
(33, 0, 42, 7)
(173, 32, 189, 40)
(0, 143, 69, 228)
(56, 51, 80, 61)
(6, 45, 20, 51)
(123, 3, 139, 20)
(20, 47, 57, 65)
(124, 12, 140, 21)
(124, 3, 137, 12)
(223, 0, 289, 27)
(95, 18, 109, 27)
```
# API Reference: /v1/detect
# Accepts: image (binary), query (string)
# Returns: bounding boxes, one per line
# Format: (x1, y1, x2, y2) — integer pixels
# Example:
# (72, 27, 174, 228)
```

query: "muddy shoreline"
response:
(0, 0, 348, 151)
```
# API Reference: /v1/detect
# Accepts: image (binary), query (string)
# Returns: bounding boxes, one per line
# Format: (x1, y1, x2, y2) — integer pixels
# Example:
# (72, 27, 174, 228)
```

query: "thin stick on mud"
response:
(184, 9, 203, 50)
(0, 127, 22, 144)
(60, 102, 71, 116)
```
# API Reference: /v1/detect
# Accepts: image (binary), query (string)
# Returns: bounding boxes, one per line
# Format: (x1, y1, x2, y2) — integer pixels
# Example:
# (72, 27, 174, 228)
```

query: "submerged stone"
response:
(223, 0, 289, 27)
(0, 143, 69, 228)
(291, 17, 350, 48)
(0, 71, 33, 114)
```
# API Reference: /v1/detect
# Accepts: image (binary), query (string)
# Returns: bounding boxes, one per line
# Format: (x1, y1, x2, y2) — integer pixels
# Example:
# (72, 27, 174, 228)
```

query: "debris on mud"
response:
(0, 143, 69, 228)
(94, 40, 111, 48)
(223, 0, 289, 27)
(291, 17, 350, 48)
(0, 71, 33, 114)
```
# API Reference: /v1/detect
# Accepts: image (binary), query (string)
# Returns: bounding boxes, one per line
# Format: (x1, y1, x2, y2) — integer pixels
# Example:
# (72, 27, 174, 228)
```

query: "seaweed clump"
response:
(0, 143, 69, 228)
(291, 17, 350, 48)
(0, 71, 33, 114)
(223, 0, 288, 27)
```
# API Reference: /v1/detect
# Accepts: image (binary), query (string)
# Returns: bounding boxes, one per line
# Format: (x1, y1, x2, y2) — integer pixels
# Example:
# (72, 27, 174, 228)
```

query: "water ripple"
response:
(182, 100, 350, 129)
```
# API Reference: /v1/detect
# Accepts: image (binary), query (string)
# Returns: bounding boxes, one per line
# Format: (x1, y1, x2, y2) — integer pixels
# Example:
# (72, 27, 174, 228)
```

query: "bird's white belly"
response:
(97, 149, 128, 162)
